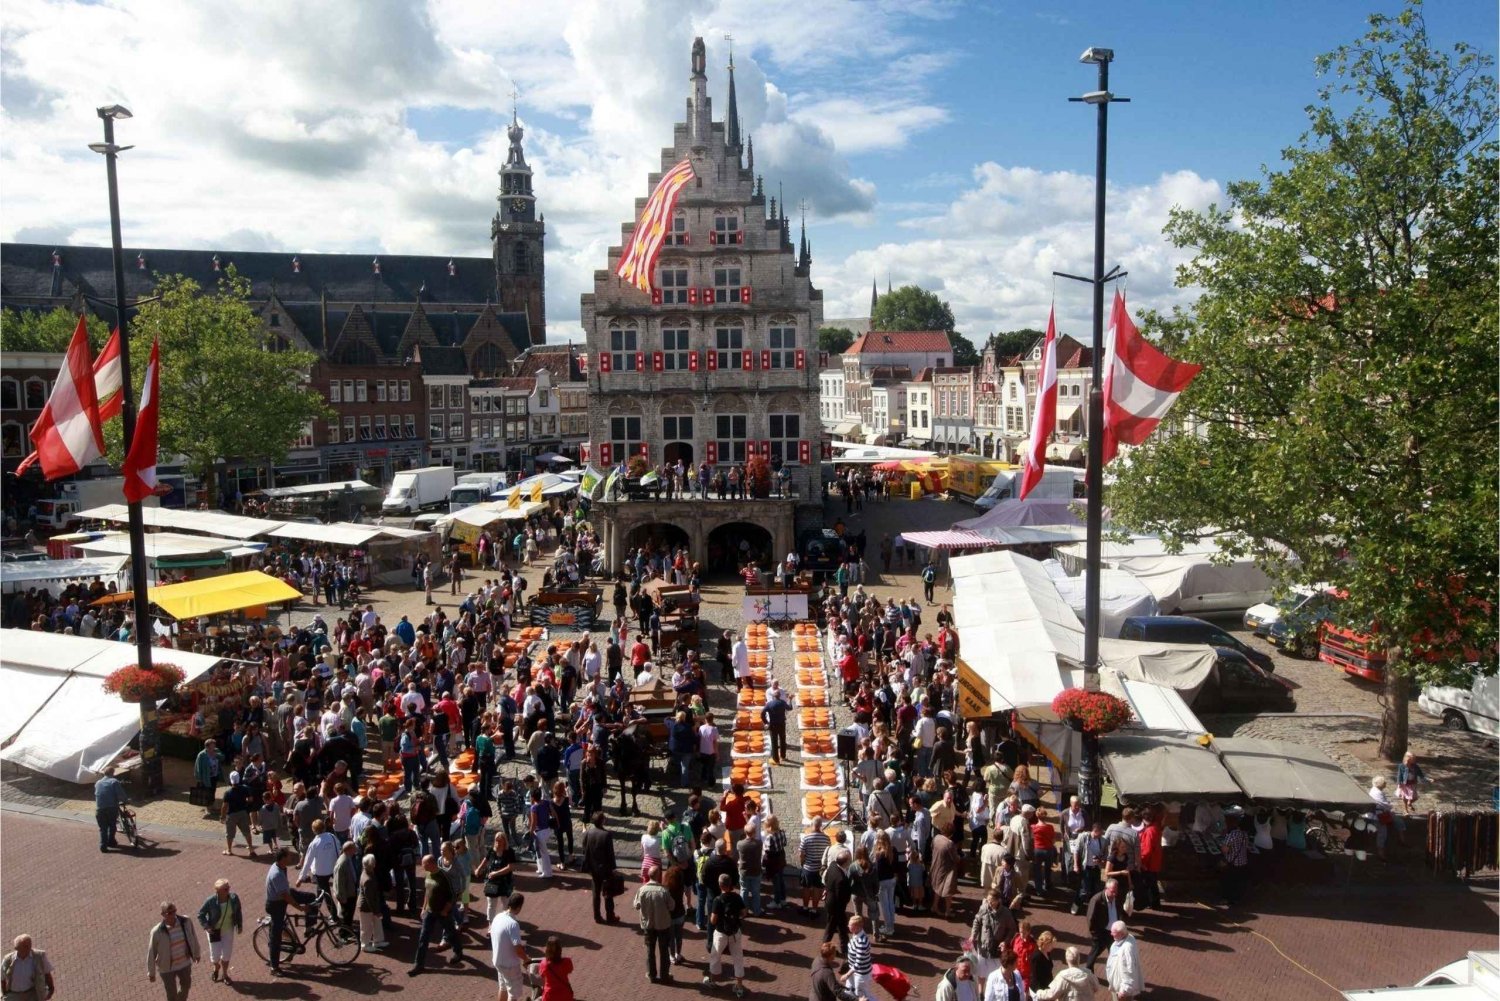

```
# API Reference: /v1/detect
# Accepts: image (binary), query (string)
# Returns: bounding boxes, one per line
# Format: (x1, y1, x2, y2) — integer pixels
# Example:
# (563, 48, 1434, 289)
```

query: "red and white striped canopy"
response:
(902, 529, 993, 551)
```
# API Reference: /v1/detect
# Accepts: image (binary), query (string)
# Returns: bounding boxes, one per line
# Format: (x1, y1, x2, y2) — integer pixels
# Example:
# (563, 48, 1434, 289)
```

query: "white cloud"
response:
(790, 97, 950, 155)
(818, 164, 1224, 339)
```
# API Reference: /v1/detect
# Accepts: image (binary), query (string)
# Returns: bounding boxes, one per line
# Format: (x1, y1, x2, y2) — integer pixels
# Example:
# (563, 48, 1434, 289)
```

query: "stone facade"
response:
(595, 496, 797, 572)
(580, 38, 823, 534)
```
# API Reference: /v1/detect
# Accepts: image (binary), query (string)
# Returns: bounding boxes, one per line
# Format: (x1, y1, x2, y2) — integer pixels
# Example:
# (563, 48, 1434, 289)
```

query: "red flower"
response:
(1050, 688, 1132, 735)
(102, 663, 186, 703)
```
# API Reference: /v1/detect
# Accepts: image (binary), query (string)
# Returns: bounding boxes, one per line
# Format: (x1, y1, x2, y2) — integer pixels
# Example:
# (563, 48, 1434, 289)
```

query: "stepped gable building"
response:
(582, 37, 824, 568)
(1, 108, 552, 488)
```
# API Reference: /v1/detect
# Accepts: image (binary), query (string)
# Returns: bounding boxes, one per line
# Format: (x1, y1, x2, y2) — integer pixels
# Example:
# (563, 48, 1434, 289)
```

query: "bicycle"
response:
(252, 891, 361, 968)
(117, 808, 149, 850)
(1303, 811, 1352, 853)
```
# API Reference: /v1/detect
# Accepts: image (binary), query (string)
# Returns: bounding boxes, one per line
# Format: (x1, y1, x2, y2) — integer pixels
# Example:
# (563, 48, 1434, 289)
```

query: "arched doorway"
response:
(663, 441, 694, 465)
(625, 522, 692, 562)
(706, 521, 775, 575)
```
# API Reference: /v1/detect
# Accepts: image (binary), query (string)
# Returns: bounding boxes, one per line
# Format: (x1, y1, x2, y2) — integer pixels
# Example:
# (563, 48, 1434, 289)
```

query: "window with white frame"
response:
(355, 380, 368, 403)
(326, 421, 340, 444)
(669, 210, 689, 246)
(0, 379, 17, 410)
(714, 413, 748, 463)
(659, 264, 690, 304)
(358, 416, 371, 440)
(375, 380, 387, 403)
(428, 386, 444, 410)
(329, 381, 342, 403)
(447, 385, 464, 409)
(768, 324, 796, 368)
(24, 379, 46, 410)
(449, 416, 464, 440)
(713, 261, 742, 303)
(609, 416, 642, 462)
(769, 413, 800, 463)
(430, 417, 445, 440)
(662, 326, 690, 370)
(343, 417, 356, 441)
(405, 414, 417, 439)
(713, 211, 740, 244)
(374, 415, 387, 439)
(610, 323, 638, 371)
(714, 326, 744, 369)
(401, 380, 411, 402)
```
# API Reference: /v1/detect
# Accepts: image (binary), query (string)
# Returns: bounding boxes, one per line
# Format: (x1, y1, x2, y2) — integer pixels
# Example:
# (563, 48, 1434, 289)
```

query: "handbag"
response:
(1123, 890, 1135, 916)
(606, 870, 626, 897)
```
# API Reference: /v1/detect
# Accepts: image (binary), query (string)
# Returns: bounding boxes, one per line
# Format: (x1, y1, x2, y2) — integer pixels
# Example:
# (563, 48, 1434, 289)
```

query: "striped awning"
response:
(902, 529, 993, 551)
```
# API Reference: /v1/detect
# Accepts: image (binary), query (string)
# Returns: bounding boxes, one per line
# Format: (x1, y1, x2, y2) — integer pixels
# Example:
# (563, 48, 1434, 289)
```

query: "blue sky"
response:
(1, 0, 1493, 341)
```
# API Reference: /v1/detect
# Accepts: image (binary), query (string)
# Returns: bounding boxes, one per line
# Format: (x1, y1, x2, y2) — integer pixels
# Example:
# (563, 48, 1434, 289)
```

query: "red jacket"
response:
(1139, 821, 1163, 873)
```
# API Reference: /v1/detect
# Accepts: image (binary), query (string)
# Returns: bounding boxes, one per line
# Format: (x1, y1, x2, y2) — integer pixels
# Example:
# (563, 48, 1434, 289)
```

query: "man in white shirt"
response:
(360, 604, 378, 631)
(400, 684, 426, 718)
(730, 634, 751, 691)
(3, 934, 55, 1000)
(465, 665, 492, 699)
(696, 716, 720, 786)
(327, 788, 358, 842)
(489, 892, 528, 1001)
(297, 819, 340, 897)
(582, 644, 602, 683)
(1106, 922, 1144, 999)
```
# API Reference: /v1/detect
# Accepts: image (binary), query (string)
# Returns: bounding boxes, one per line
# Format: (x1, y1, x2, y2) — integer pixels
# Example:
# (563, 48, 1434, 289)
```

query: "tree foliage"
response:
(987, 329, 1045, 363)
(1107, 2, 1497, 760)
(871, 285, 956, 336)
(0, 307, 110, 353)
(817, 326, 856, 354)
(948, 331, 980, 367)
(110, 271, 332, 505)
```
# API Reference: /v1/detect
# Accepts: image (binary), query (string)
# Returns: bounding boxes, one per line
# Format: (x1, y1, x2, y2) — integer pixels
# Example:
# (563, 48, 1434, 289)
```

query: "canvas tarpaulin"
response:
(147, 571, 301, 620)
(1213, 736, 1371, 809)
(1100, 729, 1243, 802)
(0, 630, 229, 782)
(0, 555, 129, 593)
(1044, 560, 1159, 638)
(74, 504, 277, 540)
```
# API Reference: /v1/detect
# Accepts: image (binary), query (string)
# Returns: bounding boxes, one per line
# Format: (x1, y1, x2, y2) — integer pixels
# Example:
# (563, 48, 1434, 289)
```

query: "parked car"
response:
(1193, 651, 1296, 714)
(1262, 590, 1337, 658)
(1119, 614, 1277, 673)
(1244, 584, 1327, 634)
(1417, 675, 1499, 737)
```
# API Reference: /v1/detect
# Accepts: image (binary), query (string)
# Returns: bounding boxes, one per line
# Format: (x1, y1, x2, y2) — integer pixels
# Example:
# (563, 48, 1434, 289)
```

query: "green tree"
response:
(111, 271, 332, 506)
(817, 326, 856, 354)
(0, 307, 109, 352)
(871, 285, 956, 336)
(948, 331, 980, 367)
(1107, 2, 1497, 761)
(987, 329, 1045, 363)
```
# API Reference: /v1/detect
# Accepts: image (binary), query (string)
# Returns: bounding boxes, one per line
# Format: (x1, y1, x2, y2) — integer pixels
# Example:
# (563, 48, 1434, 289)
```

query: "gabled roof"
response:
(0, 243, 495, 307)
(847, 330, 952, 354)
(910, 367, 933, 383)
(1054, 335, 1093, 370)
(513, 344, 583, 381)
(415, 344, 469, 377)
(864, 365, 912, 381)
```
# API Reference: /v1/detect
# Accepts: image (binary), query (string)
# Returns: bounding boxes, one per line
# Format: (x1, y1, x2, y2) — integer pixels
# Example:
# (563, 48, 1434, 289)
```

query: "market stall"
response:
(73, 504, 276, 541)
(1099, 729, 1243, 802)
(0, 555, 129, 595)
(1213, 736, 1372, 810)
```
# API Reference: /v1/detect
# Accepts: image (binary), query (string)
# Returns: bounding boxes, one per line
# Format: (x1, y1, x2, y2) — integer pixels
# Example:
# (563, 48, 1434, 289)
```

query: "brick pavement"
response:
(4, 806, 1496, 1000)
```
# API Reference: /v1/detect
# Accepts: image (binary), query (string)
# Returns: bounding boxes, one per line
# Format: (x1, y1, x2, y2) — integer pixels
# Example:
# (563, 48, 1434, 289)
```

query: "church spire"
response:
(724, 39, 742, 152)
(870, 276, 878, 315)
(689, 37, 710, 145)
(798, 201, 810, 271)
(746, 134, 754, 173)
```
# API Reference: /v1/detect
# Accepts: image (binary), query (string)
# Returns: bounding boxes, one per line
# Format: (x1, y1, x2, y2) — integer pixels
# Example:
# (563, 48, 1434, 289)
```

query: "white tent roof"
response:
(829, 442, 938, 461)
(1045, 561, 1160, 638)
(494, 473, 577, 499)
(1103, 675, 1207, 734)
(956, 498, 1087, 531)
(951, 550, 1217, 716)
(267, 522, 387, 546)
(0, 630, 230, 783)
(1, 555, 130, 591)
(73, 532, 245, 558)
(75, 504, 277, 540)
(1112, 554, 1275, 613)
(257, 480, 375, 499)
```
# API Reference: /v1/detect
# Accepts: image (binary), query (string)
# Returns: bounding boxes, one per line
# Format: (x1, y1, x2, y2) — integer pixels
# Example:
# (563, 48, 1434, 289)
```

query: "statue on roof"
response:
(691, 37, 706, 77)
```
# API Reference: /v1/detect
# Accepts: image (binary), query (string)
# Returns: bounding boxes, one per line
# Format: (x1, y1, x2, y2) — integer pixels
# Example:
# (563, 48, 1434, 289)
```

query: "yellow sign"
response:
(956, 657, 991, 718)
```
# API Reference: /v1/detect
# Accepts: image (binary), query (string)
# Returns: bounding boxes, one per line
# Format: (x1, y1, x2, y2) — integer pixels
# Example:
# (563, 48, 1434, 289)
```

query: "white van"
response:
(1417, 675, 1499, 737)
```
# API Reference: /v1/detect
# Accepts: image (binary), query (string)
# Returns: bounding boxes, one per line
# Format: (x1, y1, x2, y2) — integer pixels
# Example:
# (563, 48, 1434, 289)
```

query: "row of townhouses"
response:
(819, 329, 1094, 464)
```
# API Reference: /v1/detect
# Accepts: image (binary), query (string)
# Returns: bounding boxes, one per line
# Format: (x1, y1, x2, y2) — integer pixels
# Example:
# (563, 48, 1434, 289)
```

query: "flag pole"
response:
(1059, 49, 1129, 812)
(92, 104, 163, 795)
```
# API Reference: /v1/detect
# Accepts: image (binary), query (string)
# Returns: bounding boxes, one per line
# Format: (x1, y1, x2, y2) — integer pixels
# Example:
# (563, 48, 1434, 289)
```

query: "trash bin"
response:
(909, 481, 922, 501)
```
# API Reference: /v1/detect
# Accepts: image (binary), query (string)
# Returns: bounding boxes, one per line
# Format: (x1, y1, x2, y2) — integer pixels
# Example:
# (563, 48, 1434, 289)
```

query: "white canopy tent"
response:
(494, 473, 578, 499)
(266, 522, 388, 547)
(257, 480, 374, 499)
(72, 532, 246, 559)
(828, 442, 938, 462)
(1, 556, 130, 594)
(0, 630, 229, 783)
(75, 504, 278, 541)
(1043, 560, 1160, 639)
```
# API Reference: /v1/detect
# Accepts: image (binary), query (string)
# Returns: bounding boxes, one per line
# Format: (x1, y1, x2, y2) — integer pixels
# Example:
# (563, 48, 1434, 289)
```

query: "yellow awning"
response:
(147, 571, 302, 620)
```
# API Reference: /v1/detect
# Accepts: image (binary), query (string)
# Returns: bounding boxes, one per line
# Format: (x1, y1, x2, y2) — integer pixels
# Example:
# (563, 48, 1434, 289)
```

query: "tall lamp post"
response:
(89, 104, 163, 794)
(1055, 48, 1129, 811)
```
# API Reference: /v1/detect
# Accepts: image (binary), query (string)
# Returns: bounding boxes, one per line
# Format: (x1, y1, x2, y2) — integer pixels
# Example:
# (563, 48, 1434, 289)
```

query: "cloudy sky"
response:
(2, 0, 1492, 343)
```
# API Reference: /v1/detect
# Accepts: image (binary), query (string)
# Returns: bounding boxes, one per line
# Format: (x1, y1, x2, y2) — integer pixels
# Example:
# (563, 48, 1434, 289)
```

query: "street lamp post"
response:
(1055, 49, 1129, 812)
(90, 104, 163, 794)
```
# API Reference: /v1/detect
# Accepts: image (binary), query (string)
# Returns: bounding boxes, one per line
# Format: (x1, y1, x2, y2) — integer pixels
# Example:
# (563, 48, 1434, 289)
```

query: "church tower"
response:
(492, 104, 546, 343)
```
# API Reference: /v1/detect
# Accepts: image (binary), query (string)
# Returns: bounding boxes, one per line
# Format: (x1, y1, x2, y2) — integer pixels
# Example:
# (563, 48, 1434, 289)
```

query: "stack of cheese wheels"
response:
(802, 761, 840, 788)
(734, 709, 766, 732)
(738, 687, 766, 707)
(803, 791, 841, 821)
(729, 758, 769, 789)
(799, 707, 833, 730)
(732, 730, 767, 755)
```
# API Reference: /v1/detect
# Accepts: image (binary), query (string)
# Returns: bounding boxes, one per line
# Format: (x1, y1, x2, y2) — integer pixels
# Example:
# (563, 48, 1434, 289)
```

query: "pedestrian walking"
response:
(845, 915, 874, 998)
(408, 854, 464, 976)
(809, 941, 852, 1001)
(633, 867, 675, 983)
(220, 772, 255, 858)
(196, 879, 243, 984)
(1105, 923, 1143, 1000)
(146, 902, 200, 1001)
(1397, 752, 1426, 815)
(1, 934, 55, 1001)
(1084, 879, 1124, 969)
(94, 765, 129, 852)
(922, 560, 937, 603)
(264, 847, 313, 978)
(538, 936, 574, 1001)
(488, 892, 529, 1001)
(704, 873, 748, 997)
(582, 811, 619, 923)
(356, 854, 388, 952)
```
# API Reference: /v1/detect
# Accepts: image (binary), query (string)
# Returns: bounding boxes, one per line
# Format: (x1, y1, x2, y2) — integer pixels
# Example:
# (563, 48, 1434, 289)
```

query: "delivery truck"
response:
(972, 466, 1081, 510)
(34, 476, 159, 531)
(381, 466, 456, 516)
(448, 472, 509, 512)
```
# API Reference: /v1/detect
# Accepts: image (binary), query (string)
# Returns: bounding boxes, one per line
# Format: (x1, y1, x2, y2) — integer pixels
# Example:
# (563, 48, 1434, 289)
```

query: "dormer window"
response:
(291, 256, 301, 273)
(211, 254, 221, 272)
(136, 253, 146, 270)
(372, 258, 381, 275)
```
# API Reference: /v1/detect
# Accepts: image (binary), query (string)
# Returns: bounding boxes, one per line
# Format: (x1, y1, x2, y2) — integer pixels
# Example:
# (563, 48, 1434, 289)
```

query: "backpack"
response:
(668, 825, 695, 866)
(922, 566, 936, 584)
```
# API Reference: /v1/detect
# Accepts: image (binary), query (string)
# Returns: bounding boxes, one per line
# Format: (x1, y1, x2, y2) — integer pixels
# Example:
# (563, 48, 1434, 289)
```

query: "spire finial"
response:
(724, 33, 742, 151)
(778, 181, 784, 220)
(871, 275, 878, 314)
(509, 85, 519, 125)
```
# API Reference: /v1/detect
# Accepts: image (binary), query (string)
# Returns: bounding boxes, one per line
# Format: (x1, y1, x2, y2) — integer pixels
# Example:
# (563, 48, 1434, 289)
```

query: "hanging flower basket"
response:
(745, 455, 772, 498)
(102, 663, 186, 704)
(1051, 688, 1132, 735)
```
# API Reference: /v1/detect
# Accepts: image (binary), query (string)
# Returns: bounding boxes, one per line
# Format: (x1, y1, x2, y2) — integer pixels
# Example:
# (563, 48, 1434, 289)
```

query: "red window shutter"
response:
(652, 351, 664, 372)
(683, 231, 689, 245)
(635, 351, 645, 372)
(702, 287, 714, 305)
(706, 440, 717, 463)
(821, 442, 832, 460)
(761, 349, 771, 370)
(600, 443, 612, 465)
(598, 352, 611, 373)
(741, 286, 752, 304)
(580, 443, 590, 462)
(799, 440, 811, 464)
(736, 230, 744, 244)
(707, 350, 718, 371)
(741, 349, 752, 370)
(688, 350, 699, 372)
(795, 349, 806, 370)
(651, 289, 662, 305)
(762, 440, 772, 457)
(688, 287, 698, 304)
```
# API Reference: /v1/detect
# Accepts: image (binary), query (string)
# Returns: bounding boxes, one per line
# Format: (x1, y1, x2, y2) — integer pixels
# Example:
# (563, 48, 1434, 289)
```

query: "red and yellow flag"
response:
(615, 158, 695, 294)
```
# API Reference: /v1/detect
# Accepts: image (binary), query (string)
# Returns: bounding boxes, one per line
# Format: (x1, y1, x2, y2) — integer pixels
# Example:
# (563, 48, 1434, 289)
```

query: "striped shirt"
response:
(799, 831, 830, 872)
(847, 932, 872, 975)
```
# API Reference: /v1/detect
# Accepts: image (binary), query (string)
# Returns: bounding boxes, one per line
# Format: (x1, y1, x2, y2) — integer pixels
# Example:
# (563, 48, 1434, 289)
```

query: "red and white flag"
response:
(94, 327, 124, 421)
(121, 340, 161, 503)
(15, 317, 106, 479)
(1101, 291, 1201, 465)
(1018, 306, 1058, 500)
